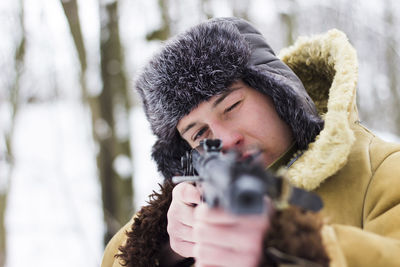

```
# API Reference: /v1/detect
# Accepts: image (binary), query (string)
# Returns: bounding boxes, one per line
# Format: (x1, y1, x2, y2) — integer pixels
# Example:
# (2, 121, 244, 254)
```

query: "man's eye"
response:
(193, 127, 208, 141)
(224, 101, 241, 113)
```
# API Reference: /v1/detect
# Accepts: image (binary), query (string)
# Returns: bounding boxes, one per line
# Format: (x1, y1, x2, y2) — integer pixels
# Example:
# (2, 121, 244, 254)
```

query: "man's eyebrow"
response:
(180, 122, 196, 136)
(212, 86, 242, 108)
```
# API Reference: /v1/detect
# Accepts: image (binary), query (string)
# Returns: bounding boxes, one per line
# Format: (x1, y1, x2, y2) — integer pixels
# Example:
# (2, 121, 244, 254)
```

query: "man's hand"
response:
(167, 182, 271, 266)
(167, 182, 201, 257)
(193, 203, 270, 267)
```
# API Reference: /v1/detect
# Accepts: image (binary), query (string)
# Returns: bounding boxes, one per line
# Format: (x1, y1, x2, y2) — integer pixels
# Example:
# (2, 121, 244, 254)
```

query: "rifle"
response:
(172, 139, 322, 214)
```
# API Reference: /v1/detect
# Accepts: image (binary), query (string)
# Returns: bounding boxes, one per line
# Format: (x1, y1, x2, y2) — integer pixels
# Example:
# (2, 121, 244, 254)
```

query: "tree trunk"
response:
(147, 0, 171, 41)
(99, 1, 134, 244)
(61, 0, 88, 98)
(0, 1, 26, 266)
(62, 0, 134, 246)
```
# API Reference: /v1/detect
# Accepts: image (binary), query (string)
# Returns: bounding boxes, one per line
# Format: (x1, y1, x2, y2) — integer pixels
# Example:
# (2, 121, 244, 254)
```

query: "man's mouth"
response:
(240, 148, 264, 164)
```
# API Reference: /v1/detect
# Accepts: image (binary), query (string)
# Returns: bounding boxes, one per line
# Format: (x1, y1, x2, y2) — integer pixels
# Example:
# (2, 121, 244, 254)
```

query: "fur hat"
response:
(136, 17, 324, 180)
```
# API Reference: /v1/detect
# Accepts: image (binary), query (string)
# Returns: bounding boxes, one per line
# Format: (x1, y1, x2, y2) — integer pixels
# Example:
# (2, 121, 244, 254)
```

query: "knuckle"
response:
(167, 206, 178, 223)
(171, 238, 193, 258)
(174, 225, 185, 239)
(166, 221, 174, 235)
(172, 183, 184, 199)
(167, 217, 181, 237)
(168, 222, 191, 241)
(169, 239, 180, 253)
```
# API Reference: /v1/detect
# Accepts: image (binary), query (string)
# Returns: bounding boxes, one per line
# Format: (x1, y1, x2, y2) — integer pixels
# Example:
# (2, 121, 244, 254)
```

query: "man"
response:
(102, 18, 400, 267)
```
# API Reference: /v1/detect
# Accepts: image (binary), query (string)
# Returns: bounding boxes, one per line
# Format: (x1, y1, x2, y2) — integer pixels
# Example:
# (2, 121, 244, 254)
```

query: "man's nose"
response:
(211, 123, 243, 151)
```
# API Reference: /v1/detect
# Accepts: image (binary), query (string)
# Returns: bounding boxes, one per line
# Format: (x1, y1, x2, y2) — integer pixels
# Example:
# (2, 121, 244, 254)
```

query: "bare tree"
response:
(61, 0, 89, 99)
(147, 0, 171, 41)
(61, 0, 134, 245)
(0, 1, 26, 266)
(98, 0, 134, 244)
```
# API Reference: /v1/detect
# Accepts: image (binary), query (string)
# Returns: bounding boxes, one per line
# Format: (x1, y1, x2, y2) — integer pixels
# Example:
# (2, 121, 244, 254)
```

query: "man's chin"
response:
(241, 150, 269, 167)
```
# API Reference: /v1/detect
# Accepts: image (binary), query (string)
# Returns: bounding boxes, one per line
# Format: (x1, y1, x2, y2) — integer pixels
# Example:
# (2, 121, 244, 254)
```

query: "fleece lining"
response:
(279, 29, 358, 190)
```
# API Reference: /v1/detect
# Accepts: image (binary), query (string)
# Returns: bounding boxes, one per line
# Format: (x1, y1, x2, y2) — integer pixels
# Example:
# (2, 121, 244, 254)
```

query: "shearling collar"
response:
(278, 29, 358, 190)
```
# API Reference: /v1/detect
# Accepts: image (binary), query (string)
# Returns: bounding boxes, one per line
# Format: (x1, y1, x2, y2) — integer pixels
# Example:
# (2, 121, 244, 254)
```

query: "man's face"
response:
(177, 80, 294, 167)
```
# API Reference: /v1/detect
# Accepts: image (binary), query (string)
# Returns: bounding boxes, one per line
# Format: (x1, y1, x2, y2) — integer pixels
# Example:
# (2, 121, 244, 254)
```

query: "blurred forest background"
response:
(1, 0, 400, 266)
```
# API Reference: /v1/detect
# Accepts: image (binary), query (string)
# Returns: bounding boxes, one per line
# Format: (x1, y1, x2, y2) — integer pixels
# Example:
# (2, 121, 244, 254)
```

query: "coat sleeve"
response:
(101, 218, 134, 267)
(322, 151, 400, 267)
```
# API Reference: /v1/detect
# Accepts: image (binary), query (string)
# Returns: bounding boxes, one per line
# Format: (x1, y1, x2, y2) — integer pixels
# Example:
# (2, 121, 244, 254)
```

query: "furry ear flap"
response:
(151, 131, 192, 180)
